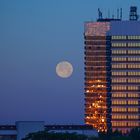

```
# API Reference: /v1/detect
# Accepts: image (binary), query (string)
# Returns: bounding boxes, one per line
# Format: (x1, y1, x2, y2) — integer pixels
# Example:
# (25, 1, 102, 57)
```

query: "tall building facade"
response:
(84, 7, 140, 133)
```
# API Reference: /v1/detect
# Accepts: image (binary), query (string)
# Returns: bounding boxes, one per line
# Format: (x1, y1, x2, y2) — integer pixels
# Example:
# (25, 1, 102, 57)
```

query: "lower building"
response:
(0, 122, 98, 140)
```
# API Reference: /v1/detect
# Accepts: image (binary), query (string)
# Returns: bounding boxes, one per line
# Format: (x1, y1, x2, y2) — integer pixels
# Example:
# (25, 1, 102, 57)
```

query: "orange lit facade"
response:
(84, 22, 111, 132)
(84, 21, 140, 133)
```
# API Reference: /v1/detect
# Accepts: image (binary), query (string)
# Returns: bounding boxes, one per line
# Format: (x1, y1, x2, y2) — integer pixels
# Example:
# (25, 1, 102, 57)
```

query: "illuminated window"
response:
(128, 115, 139, 119)
(128, 42, 140, 47)
(112, 100, 127, 105)
(112, 85, 127, 90)
(128, 50, 140, 54)
(112, 107, 127, 112)
(128, 57, 140, 61)
(128, 72, 140, 76)
(128, 36, 140, 40)
(128, 64, 140, 69)
(128, 86, 138, 90)
(112, 64, 127, 69)
(128, 100, 139, 105)
(128, 93, 139, 98)
(112, 43, 126, 47)
(112, 36, 126, 40)
(112, 78, 127, 83)
(112, 72, 127, 76)
(128, 78, 140, 83)
(112, 50, 127, 54)
(112, 122, 127, 126)
(112, 115, 127, 119)
(112, 57, 127, 61)
(112, 93, 127, 98)
(128, 122, 139, 126)
(128, 108, 139, 112)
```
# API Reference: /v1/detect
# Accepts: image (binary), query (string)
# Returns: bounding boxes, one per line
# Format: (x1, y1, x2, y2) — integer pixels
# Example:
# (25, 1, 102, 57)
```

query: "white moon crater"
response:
(56, 61, 73, 78)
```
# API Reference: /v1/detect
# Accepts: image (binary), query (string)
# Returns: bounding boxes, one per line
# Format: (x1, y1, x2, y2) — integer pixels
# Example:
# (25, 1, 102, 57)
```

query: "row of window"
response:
(112, 78, 127, 82)
(112, 107, 139, 112)
(128, 72, 140, 76)
(112, 50, 127, 54)
(112, 77, 140, 84)
(112, 100, 139, 105)
(112, 100, 127, 105)
(112, 43, 140, 47)
(128, 108, 139, 112)
(112, 93, 127, 98)
(128, 79, 140, 83)
(112, 36, 127, 40)
(112, 64, 140, 69)
(112, 64, 127, 68)
(128, 50, 140, 54)
(112, 93, 139, 98)
(112, 122, 139, 127)
(128, 43, 140, 47)
(112, 43, 126, 47)
(128, 64, 140, 68)
(128, 100, 139, 105)
(112, 86, 127, 90)
(112, 36, 140, 40)
(112, 107, 127, 112)
(112, 86, 139, 90)
(112, 72, 127, 76)
(112, 115, 127, 119)
(128, 36, 140, 40)
(112, 50, 140, 54)
(112, 57, 127, 61)
(112, 57, 140, 61)
(128, 57, 140, 61)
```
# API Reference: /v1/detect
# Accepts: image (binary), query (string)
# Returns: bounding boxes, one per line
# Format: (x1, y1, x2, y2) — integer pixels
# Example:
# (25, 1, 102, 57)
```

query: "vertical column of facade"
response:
(111, 35, 140, 133)
(84, 22, 111, 132)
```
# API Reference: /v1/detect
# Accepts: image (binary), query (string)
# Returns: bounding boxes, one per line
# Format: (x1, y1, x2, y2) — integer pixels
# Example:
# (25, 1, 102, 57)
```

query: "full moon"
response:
(56, 61, 73, 78)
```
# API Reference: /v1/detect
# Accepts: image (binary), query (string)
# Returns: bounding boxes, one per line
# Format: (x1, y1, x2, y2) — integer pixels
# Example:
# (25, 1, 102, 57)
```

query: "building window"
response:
(112, 115, 127, 119)
(127, 122, 139, 126)
(128, 57, 140, 61)
(112, 72, 127, 76)
(112, 57, 127, 61)
(112, 107, 127, 112)
(112, 50, 127, 54)
(112, 43, 126, 47)
(128, 50, 140, 54)
(112, 122, 127, 127)
(112, 64, 127, 69)
(128, 36, 140, 40)
(128, 71, 140, 76)
(112, 93, 127, 98)
(112, 100, 127, 105)
(128, 108, 139, 112)
(112, 36, 126, 40)
(112, 86, 127, 91)
(128, 100, 139, 105)
(128, 115, 139, 119)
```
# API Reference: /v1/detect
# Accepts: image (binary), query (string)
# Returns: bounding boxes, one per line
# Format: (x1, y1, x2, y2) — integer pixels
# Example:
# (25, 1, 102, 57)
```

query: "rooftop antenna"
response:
(108, 9, 110, 18)
(120, 8, 122, 20)
(117, 8, 119, 19)
(129, 6, 138, 20)
(98, 8, 103, 19)
(112, 14, 114, 19)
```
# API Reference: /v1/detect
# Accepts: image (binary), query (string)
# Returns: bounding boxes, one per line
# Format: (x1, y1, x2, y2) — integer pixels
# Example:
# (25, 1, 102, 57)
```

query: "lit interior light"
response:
(86, 90, 89, 93)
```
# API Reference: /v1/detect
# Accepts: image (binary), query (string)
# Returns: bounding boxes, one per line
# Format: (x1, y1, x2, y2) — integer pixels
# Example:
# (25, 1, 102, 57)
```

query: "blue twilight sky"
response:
(0, 0, 140, 124)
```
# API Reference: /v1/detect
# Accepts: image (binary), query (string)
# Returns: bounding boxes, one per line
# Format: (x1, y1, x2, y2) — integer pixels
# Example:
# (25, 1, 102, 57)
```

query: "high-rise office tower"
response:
(84, 7, 140, 133)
